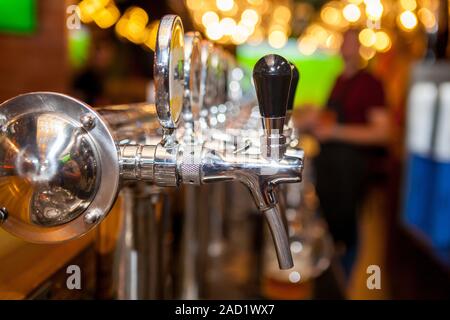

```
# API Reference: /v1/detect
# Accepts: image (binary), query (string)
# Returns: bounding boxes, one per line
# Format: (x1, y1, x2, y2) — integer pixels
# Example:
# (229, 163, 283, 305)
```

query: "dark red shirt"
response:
(327, 70, 385, 124)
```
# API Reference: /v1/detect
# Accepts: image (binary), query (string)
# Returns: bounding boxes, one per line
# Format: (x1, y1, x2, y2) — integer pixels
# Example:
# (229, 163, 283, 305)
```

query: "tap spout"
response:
(264, 206, 294, 269)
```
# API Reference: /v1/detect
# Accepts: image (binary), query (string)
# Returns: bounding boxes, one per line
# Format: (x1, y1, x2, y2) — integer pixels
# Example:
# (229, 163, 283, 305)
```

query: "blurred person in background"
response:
(297, 29, 390, 278)
(73, 36, 117, 106)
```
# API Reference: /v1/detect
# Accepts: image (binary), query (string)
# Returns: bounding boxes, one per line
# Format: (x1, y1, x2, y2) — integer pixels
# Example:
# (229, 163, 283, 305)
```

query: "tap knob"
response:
(287, 63, 299, 113)
(253, 54, 292, 159)
(253, 54, 292, 129)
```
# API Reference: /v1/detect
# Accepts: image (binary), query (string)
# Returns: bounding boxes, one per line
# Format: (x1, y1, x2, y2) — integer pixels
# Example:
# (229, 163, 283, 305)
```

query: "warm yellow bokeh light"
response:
(418, 8, 436, 30)
(127, 21, 146, 43)
(216, 0, 234, 12)
(206, 22, 223, 40)
(231, 24, 250, 44)
(93, 4, 120, 29)
(365, 0, 383, 20)
(359, 28, 376, 47)
(127, 7, 148, 26)
(298, 36, 318, 56)
(398, 10, 418, 30)
(321, 6, 342, 25)
(274, 5, 292, 22)
(359, 45, 376, 60)
(220, 18, 237, 35)
(374, 31, 392, 52)
(268, 30, 287, 49)
(247, 27, 264, 46)
(186, 0, 203, 10)
(239, 21, 255, 36)
(326, 33, 343, 51)
(78, 0, 106, 23)
(143, 20, 159, 51)
(241, 9, 259, 26)
(308, 24, 329, 43)
(400, 0, 417, 11)
(202, 11, 219, 27)
(343, 3, 361, 22)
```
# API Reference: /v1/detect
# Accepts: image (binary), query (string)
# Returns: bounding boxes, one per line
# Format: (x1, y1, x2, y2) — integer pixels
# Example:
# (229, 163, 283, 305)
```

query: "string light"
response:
(78, 0, 436, 53)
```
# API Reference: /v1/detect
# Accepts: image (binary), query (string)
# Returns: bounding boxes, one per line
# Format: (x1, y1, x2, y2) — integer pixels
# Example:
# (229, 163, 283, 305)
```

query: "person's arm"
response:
(313, 107, 390, 146)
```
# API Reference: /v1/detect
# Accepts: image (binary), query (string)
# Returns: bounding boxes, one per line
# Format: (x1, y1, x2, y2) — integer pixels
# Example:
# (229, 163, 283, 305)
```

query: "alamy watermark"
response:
(66, 264, 81, 290)
(66, 5, 81, 30)
(366, 264, 381, 290)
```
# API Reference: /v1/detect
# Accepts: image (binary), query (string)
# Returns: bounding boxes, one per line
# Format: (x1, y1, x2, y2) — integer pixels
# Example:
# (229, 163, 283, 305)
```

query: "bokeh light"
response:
(398, 10, 418, 30)
(343, 3, 361, 23)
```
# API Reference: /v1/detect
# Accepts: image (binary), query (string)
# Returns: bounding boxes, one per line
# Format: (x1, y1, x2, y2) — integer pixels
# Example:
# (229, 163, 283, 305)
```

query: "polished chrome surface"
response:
(200, 146, 303, 211)
(183, 32, 202, 130)
(97, 103, 159, 143)
(154, 15, 185, 134)
(153, 143, 179, 187)
(0, 14, 305, 273)
(0, 92, 120, 243)
(198, 41, 214, 129)
(0, 207, 8, 223)
(119, 144, 156, 181)
(264, 207, 294, 269)
(262, 117, 286, 136)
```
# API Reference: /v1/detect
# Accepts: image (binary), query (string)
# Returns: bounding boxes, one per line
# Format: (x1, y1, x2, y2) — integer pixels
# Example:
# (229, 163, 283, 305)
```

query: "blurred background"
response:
(0, 0, 449, 300)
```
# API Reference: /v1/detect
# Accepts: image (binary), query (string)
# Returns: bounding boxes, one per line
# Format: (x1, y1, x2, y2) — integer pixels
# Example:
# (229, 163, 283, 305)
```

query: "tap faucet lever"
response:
(287, 63, 299, 116)
(253, 54, 292, 160)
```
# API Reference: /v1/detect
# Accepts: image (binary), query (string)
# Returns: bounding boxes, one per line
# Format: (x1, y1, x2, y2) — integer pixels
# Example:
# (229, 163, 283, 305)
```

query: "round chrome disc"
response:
(0, 92, 120, 243)
(154, 15, 185, 131)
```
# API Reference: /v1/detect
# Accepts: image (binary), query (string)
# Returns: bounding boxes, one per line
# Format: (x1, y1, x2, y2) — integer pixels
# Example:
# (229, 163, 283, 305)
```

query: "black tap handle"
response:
(287, 63, 299, 112)
(253, 54, 292, 118)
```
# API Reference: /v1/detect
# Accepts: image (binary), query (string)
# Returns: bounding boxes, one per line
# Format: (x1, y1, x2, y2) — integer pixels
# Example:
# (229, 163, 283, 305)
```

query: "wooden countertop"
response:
(0, 229, 95, 300)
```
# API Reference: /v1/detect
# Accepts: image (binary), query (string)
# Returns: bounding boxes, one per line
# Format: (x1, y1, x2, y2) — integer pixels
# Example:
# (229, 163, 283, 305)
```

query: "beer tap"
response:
(198, 54, 304, 269)
(0, 16, 304, 270)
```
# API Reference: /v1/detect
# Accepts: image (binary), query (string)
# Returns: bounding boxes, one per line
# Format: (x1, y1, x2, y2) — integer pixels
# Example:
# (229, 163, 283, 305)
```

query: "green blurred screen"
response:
(0, 0, 36, 34)
(237, 40, 343, 108)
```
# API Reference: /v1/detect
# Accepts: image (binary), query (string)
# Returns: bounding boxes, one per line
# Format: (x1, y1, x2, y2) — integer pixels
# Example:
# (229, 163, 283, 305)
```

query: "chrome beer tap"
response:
(196, 54, 304, 269)
(0, 15, 303, 270)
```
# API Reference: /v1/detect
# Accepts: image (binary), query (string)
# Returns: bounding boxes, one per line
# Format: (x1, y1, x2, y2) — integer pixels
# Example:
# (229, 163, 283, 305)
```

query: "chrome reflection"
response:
(1, 112, 99, 227)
